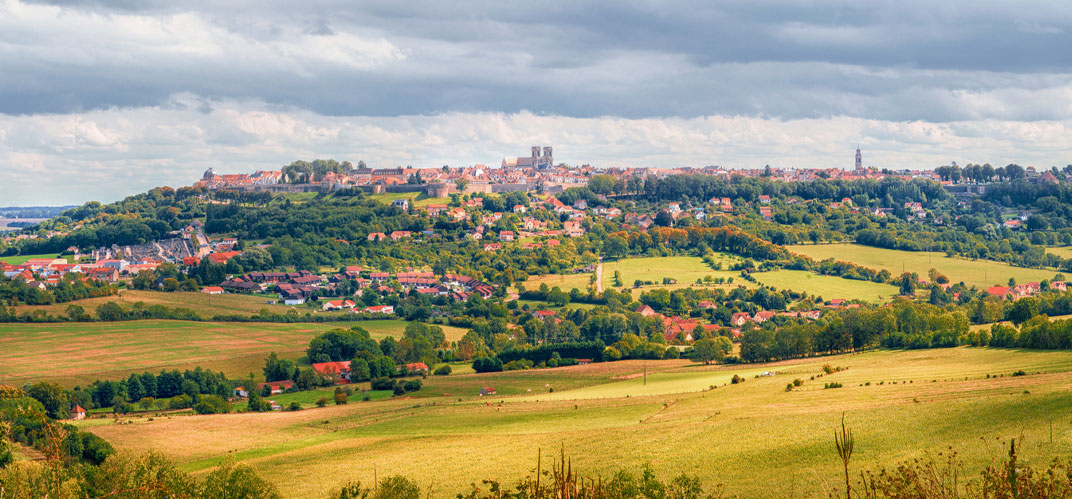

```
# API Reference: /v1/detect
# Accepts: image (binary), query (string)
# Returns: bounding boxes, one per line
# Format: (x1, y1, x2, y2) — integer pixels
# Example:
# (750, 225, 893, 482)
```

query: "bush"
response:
(472, 357, 503, 373)
(403, 380, 422, 392)
(731, 375, 742, 384)
(287, 402, 302, 411)
(824, 382, 843, 389)
(392, 384, 406, 396)
(1012, 370, 1026, 376)
(370, 377, 394, 390)
(434, 365, 452, 376)
(168, 394, 193, 410)
(192, 395, 230, 415)
(316, 397, 329, 408)
(792, 378, 804, 387)
(333, 390, 348, 405)
(503, 359, 534, 371)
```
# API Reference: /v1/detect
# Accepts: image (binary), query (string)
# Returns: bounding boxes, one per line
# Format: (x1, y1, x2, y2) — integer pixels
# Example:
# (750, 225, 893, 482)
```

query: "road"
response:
(596, 259, 604, 293)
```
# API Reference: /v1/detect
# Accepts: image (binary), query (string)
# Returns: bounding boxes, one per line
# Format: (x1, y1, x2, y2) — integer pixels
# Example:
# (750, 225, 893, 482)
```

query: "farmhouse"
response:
(365, 305, 395, 314)
(256, 381, 295, 394)
(312, 361, 351, 382)
(480, 387, 497, 396)
(200, 286, 225, 295)
(322, 299, 356, 311)
(400, 362, 429, 374)
(730, 312, 752, 326)
(71, 405, 86, 420)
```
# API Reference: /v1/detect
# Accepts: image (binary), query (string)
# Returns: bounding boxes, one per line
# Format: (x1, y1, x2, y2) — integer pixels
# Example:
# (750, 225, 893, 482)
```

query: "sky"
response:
(2, 0, 1072, 205)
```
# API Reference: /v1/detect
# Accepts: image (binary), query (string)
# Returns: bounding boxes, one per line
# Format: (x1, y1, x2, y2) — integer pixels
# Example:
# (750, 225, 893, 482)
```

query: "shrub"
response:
(370, 377, 394, 391)
(287, 402, 302, 411)
(168, 394, 193, 410)
(403, 380, 422, 392)
(731, 375, 742, 384)
(192, 395, 230, 415)
(792, 378, 804, 387)
(824, 382, 843, 389)
(393, 384, 406, 396)
(1012, 370, 1026, 377)
(503, 359, 534, 371)
(333, 390, 348, 405)
(472, 357, 503, 373)
(315, 397, 329, 408)
(434, 365, 452, 376)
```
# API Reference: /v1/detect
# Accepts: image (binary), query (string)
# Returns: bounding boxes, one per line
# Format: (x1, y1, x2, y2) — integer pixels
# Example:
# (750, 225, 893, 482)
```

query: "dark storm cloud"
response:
(3, 0, 1072, 121)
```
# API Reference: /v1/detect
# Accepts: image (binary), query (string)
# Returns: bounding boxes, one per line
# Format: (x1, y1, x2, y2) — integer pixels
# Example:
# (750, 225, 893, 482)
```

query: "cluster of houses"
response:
(987, 281, 1067, 300)
(631, 304, 827, 344)
(219, 266, 496, 308)
(309, 360, 429, 383)
(1, 256, 161, 288)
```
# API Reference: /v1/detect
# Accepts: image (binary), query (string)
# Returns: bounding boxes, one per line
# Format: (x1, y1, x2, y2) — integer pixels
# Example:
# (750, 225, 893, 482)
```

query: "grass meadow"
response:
(787, 243, 1058, 289)
(0, 253, 61, 265)
(0, 319, 469, 387)
(366, 191, 451, 208)
(519, 272, 596, 293)
(79, 348, 1072, 498)
(751, 269, 900, 303)
(603, 255, 751, 291)
(1047, 246, 1072, 259)
(12, 290, 292, 317)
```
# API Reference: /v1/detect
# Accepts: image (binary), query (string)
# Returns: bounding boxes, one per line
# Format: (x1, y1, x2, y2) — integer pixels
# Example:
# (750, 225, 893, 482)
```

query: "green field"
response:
(788, 243, 1057, 289)
(366, 191, 451, 208)
(0, 319, 469, 387)
(0, 252, 61, 265)
(602, 255, 750, 291)
(81, 348, 1072, 498)
(751, 269, 900, 303)
(13, 289, 294, 318)
(518, 272, 595, 293)
(1047, 246, 1072, 259)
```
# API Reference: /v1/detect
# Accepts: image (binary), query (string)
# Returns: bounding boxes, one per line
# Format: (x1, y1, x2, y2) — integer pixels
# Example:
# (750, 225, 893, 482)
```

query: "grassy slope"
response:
(365, 192, 451, 208)
(82, 348, 1072, 498)
(603, 255, 752, 292)
(1047, 246, 1072, 259)
(751, 269, 900, 303)
(12, 290, 293, 317)
(0, 319, 468, 387)
(787, 243, 1058, 289)
(0, 253, 61, 265)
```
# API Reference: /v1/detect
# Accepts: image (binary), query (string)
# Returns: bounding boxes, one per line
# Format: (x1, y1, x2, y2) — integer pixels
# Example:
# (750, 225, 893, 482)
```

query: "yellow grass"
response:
(0, 319, 468, 387)
(788, 243, 1058, 289)
(603, 255, 752, 292)
(12, 290, 290, 317)
(81, 348, 1072, 498)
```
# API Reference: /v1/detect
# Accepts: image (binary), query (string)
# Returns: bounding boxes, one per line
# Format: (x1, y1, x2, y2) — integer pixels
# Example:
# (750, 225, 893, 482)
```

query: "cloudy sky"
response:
(2, 0, 1072, 205)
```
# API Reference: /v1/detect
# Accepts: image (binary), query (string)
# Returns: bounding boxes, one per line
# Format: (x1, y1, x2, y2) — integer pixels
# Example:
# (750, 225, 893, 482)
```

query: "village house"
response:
(322, 299, 357, 311)
(730, 312, 752, 326)
(201, 286, 225, 295)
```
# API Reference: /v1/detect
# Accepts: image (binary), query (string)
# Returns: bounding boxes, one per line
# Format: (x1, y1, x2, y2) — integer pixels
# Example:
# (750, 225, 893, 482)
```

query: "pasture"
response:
(0, 319, 469, 387)
(519, 272, 595, 294)
(751, 269, 900, 303)
(12, 289, 292, 318)
(602, 255, 750, 291)
(366, 191, 451, 208)
(80, 348, 1072, 498)
(1047, 246, 1072, 259)
(0, 252, 61, 265)
(787, 243, 1057, 289)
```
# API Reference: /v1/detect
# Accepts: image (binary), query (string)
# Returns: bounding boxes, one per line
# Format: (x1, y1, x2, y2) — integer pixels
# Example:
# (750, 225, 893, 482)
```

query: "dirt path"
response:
(596, 259, 604, 293)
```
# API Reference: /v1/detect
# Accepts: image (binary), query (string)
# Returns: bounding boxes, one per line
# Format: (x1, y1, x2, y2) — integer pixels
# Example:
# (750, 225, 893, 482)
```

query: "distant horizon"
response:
(2, 1, 1071, 205)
